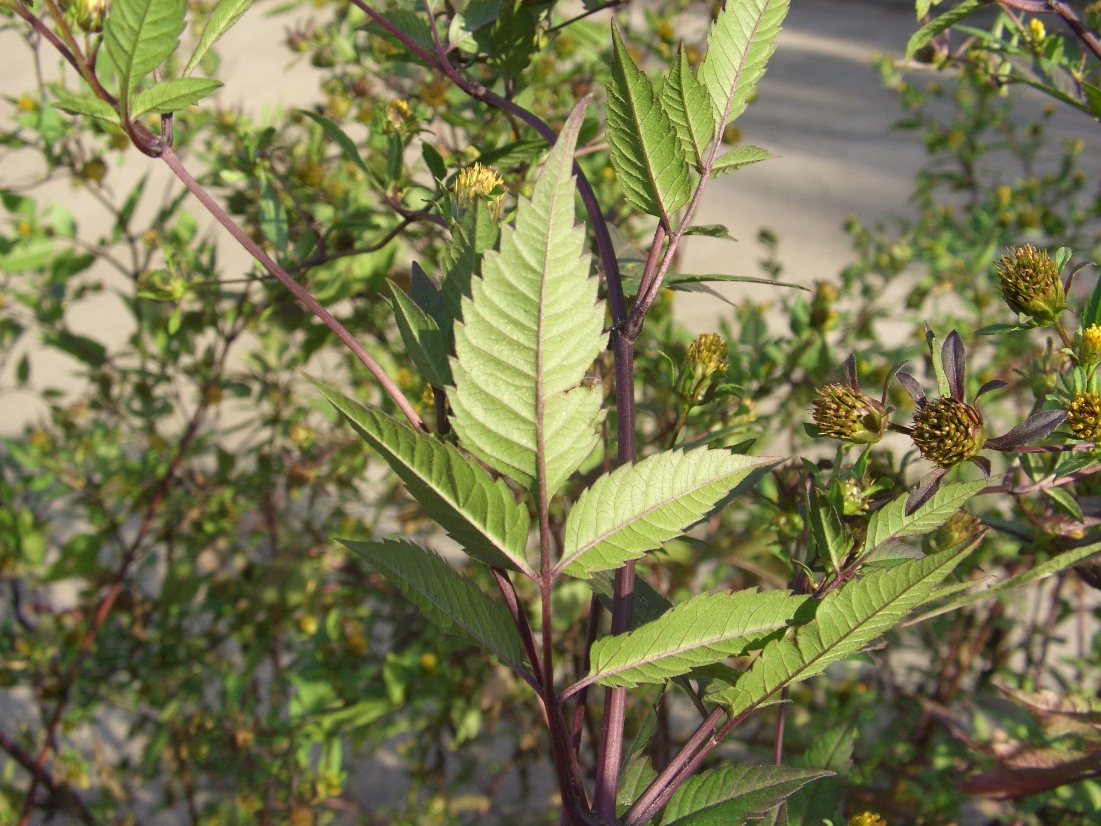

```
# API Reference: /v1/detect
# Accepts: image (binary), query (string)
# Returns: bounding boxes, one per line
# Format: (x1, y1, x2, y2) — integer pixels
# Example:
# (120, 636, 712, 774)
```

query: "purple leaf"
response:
(943, 330, 966, 401)
(896, 371, 926, 407)
(975, 379, 1008, 401)
(905, 467, 949, 515)
(986, 409, 1068, 451)
(844, 353, 858, 390)
(969, 455, 991, 479)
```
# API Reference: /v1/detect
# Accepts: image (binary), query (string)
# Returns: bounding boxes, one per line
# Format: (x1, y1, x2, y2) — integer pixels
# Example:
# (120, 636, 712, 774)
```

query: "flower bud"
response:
(676, 333, 728, 406)
(809, 280, 838, 331)
(911, 397, 986, 468)
(994, 244, 1066, 326)
(1076, 324, 1101, 368)
(1065, 391, 1101, 440)
(451, 162, 505, 222)
(75, 0, 107, 33)
(925, 509, 983, 554)
(811, 384, 886, 444)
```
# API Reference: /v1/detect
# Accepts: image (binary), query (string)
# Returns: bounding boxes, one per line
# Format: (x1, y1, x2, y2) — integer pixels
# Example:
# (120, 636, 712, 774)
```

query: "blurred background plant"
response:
(2, 0, 1101, 823)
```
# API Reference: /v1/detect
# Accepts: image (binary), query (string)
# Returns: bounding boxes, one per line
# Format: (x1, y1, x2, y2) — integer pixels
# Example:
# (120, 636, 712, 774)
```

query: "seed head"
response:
(1065, 391, 1101, 440)
(911, 396, 986, 468)
(995, 244, 1066, 326)
(677, 333, 729, 406)
(811, 383, 887, 445)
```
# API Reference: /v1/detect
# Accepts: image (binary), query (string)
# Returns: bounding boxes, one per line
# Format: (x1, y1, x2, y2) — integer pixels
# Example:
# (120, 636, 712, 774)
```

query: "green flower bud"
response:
(911, 397, 987, 468)
(1076, 324, 1101, 368)
(809, 280, 838, 331)
(924, 509, 983, 553)
(1065, 391, 1101, 440)
(994, 244, 1066, 326)
(811, 384, 887, 444)
(75, 0, 107, 33)
(676, 333, 729, 406)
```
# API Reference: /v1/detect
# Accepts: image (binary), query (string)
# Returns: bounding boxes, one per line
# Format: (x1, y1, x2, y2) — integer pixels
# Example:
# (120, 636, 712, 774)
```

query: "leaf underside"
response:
(662, 763, 831, 826)
(104, 0, 187, 115)
(449, 102, 607, 499)
(661, 48, 717, 170)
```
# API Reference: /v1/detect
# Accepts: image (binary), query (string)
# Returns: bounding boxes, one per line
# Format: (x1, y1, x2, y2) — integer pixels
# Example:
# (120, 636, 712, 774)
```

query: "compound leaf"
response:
(104, 0, 187, 117)
(581, 589, 809, 690)
(661, 47, 716, 169)
(343, 539, 526, 673)
(698, 0, 788, 130)
(449, 101, 606, 498)
(710, 536, 979, 715)
(663, 763, 831, 826)
(311, 379, 533, 576)
(558, 448, 777, 577)
(606, 24, 692, 222)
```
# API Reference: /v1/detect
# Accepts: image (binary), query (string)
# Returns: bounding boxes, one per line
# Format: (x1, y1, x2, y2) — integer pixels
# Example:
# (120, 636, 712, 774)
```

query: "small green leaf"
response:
(42, 331, 108, 368)
(185, 0, 256, 76)
(50, 92, 120, 125)
(906, 0, 990, 60)
(389, 280, 451, 388)
(258, 179, 288, 250)
(663, 764, 831, 826)
(15, 353, 30, 385)
(103, 0, 187, 117)
(683, 224, 736, 241)
(661, 47, 717, 168)
(342, 539, 527, 674)
(297, 109, 371, 176)
(1082, 269, 1101, 329)
(711, 144, 774, 177)
(606, 24, 692, 223)
(130, 77, 222, 117)
(807, 485, 849, 573)
(422, 142, 447, 181)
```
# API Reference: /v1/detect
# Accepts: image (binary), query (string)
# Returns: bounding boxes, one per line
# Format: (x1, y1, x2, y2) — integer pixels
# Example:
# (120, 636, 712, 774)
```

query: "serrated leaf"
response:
(581, 589, 809, 689)
(258, 179, 288, 249)
(606, 24, 692, 222)
(863, 480, 987, 557)
(698, 0, 788, 129)
(662, 48, 717, 168)
(342, 539, 526, 672)
(103, 0, 187, 117)
(390, 280, 451, 388)
(808, 485, 849, 573)
(310, 379, 533, 575)
(712, 144, 774, 176)
(786, 722, 854, 826)
(710, 537, 979, 714)
(617, 755, 659, 817)
(558, 448, 777, 577)
(185, 0, 255, 75)
(906, 0, 990, 60)
(297, 109, 370, 177)
(50, 92, 120, 124)
(130, 77, 222, 117)
(683, 224, 736, 241)
(906, 539, 1101, 626)
(440, 198, 499, 327)
(663, 763, 831, 826)
(1083, 271, 1101, 329)
(409, 261, 450, 333)
(449, 101, 606, 498)
(588, 570, 673, 630)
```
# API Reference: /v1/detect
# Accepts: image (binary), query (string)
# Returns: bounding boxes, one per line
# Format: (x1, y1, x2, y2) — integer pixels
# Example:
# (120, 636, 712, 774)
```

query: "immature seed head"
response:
(677, 333, 729, 406)
(995, 244, 1066, 326)
(1065, 391, 1101, 440)
(911, 396, 986, 467)
(811, 384, 886, 445)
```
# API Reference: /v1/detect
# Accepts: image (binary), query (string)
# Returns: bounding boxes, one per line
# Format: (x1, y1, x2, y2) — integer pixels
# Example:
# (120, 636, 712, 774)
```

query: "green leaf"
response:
(588, 570, 673, 630)
(50, 92, 120, 125)
(41, 331, 108, 368)
(449, 101, 606, 498)
(711, 144, 774, 177)
(606, 24, 692, 223)
(698, 0, 788, 129)
(342, 539, 526, 673)
(558, 448, 777, 577)
(1083, 268, 1101, 329)
(258, 178, 288, 250)
(581, 589, 810, 689)
(661, 48, 717, 169)
(906, 0, 990, 60)
(683, 224, 735, 241)
(440, 198, 499, 330)
(422, 142, 448, 181)
(185, 0, 256, 76)
(709, 536, 979, 714)
(130, 77, 222, 117)
(662, 763, 831, 826)
(786, 722, 854, 826)
(808, 485, 849, 573)
(297, 110, 371, 177)
(310, 380, 533, 575)
(389, 280, 452, 388)
(905, 540, 1101, 626)
(862, 480, 987, 558)
(103, 0, 187, 117)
